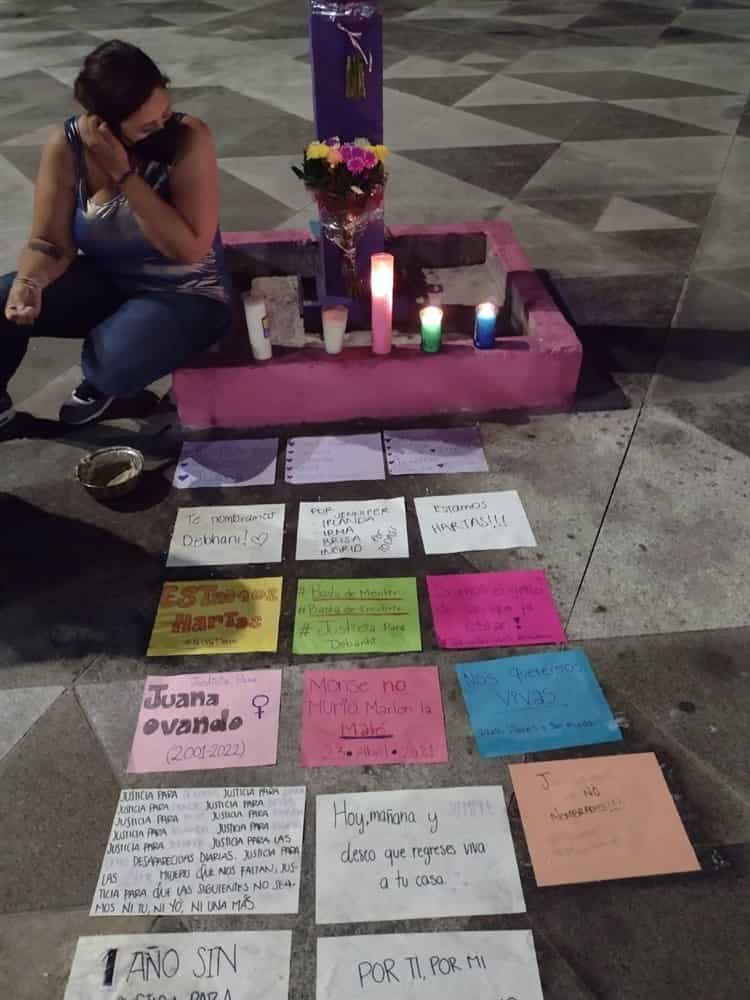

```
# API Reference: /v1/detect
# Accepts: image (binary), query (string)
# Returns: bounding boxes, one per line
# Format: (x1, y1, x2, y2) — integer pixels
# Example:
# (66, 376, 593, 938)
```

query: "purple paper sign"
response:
(427, 570, 567, 650)
(174, 439, 278, 489)
(285, 433, 385, 484)
(384, 427, 489, 476)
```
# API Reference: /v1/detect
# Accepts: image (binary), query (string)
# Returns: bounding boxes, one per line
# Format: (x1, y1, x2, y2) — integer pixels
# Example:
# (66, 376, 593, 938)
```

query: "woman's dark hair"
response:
(74, 40, 170, 128)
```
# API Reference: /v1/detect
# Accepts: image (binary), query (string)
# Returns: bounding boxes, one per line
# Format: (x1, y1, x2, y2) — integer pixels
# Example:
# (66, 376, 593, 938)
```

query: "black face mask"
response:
(128, 114, 182, 164)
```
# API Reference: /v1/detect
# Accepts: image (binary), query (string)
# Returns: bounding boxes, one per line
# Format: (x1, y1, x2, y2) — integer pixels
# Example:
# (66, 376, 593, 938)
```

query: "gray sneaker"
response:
(59, 380, 114, 426)
(0, 391, 15, 429)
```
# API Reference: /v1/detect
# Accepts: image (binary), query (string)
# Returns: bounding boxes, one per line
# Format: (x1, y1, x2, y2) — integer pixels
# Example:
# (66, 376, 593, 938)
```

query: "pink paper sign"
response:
(128, 670, 282, 773)
(427, 570, 566, 650)
(301, 666, 448, 767)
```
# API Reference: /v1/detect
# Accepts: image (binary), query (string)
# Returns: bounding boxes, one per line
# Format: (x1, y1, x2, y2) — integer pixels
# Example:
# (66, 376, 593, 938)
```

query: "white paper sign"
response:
(166, 505, 285, 566)
(64, 931, 292, 1000)
(317, 930, 544, 1000)
(315, 786, 524, 924)
(285, 433, 385, 484)
(296, 498, 409, 561)
(174, 439, 278, 489)
(384, 427, 489, 476)
(415, 491, 537, 554)
(91, 786, 305, 917)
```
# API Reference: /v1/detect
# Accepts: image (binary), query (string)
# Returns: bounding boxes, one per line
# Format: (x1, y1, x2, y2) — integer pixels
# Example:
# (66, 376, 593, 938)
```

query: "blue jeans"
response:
(0, 255, 231, 397)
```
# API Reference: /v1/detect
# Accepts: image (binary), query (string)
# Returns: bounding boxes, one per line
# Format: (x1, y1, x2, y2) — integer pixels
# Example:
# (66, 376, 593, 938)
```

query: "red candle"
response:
(370, 252, 394, 355)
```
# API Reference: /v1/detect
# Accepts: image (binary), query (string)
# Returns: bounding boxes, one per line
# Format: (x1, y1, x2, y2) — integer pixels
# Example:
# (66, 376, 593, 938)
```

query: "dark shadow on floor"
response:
(0, 495, 163, 667)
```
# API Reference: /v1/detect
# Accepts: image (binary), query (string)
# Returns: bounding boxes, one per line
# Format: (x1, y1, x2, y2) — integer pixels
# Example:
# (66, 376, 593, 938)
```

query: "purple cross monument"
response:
(309, 0, 385, 316)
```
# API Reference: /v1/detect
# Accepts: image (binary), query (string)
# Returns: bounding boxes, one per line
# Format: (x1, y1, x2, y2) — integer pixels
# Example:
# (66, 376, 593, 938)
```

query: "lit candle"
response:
(321, 305, 348, 355)
(474, 301, 498, 349)
(370, 252, 394, 355)
(420, 306, 443, 353)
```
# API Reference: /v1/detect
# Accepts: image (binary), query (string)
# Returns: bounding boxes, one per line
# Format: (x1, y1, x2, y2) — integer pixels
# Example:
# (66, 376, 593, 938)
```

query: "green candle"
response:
(420, 306, 443, 353)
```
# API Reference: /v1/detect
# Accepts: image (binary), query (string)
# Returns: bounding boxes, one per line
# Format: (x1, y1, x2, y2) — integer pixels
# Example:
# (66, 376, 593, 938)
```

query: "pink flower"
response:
(341, 143, 376, 175)
(346, 154, 368, 174)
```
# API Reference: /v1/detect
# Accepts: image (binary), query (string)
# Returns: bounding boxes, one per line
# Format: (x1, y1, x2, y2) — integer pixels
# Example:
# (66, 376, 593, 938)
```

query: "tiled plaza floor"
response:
(1, 1, 749, 998)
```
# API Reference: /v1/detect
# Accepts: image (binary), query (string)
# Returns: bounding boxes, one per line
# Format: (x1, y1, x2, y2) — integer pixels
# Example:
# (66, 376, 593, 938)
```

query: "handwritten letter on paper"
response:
(147, 578, 283, 657)
(174, 439, 278, 489)
(457, 650, 621, 757)
(427, 570, 566, 650)
(317, 930, 544, 1000)
(293, 579, 422, 656)
(301, 666, 448, 767)
(315, 786, 524, 923)
(91, 786, 306, 916)
(167, 505, 285, 567)
(64, 931, 292, 1000)
(285, 433, 385, 485)
(128, 670, 282, 773)
(510, 753, 701, 887)
(384, 426, 489, 477)
(296, 498, 409, 561)
(415, 491, 536, 555)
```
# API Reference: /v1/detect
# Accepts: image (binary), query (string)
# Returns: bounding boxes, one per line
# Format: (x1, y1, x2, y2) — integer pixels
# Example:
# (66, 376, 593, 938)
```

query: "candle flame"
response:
(370, 252, 394, 299)
(420, 306, 443, 323)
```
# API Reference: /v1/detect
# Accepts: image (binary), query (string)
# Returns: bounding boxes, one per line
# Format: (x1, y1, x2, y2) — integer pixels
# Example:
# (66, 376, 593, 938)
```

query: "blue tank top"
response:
(65, 115, 230, 304)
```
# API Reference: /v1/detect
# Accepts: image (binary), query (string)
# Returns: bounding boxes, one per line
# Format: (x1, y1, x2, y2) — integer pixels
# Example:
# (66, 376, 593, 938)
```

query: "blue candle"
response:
(474, 302, 498, 349)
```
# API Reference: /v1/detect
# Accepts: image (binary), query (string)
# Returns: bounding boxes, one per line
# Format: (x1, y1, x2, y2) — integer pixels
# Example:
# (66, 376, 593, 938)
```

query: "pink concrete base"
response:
(174, 223, 582, 429)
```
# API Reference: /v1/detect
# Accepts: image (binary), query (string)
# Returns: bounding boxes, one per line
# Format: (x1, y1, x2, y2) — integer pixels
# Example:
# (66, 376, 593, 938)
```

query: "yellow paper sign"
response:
(147, 578, 282, 657)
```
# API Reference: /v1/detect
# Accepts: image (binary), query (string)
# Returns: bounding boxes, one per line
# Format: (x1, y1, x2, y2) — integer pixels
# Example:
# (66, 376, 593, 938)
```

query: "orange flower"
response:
(327, 146, 343, 166)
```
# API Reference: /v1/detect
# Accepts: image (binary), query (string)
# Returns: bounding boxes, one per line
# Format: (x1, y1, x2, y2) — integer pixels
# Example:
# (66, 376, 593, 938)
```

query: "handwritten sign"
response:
(384, 426, 489, 476)
(91, 786, 306, 916)
(315, 786, 524, 923)
(293, 579, 421, 656)
(64, 931, 292, 1000)
(301, 666, 447, 767)
(285, 433, 385, 484)
(317, 930, 544, 1000)
(457, 650, 621, 758)
(415, 491, 536, 555)
(427, 570, 566, 649)
(510, 753, 701, 887)
(174, 438, 278, 489)
(167, 504, 285, 567)
(128, 670, 282, 773)
(296, 498, 409, 561)
(147, 578, 283, 657)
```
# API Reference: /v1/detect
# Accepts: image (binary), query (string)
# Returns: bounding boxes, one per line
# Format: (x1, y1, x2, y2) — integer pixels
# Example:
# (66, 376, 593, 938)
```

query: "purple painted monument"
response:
(309, 0, 385, 310)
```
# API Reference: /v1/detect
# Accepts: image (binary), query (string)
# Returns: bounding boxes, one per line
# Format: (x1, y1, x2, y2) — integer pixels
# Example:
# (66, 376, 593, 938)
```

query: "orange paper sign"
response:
(510, 752, 700, 886)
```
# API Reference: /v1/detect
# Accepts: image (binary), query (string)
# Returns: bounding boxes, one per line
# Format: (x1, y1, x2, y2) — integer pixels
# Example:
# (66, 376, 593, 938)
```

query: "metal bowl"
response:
(76, 446, 145, 500)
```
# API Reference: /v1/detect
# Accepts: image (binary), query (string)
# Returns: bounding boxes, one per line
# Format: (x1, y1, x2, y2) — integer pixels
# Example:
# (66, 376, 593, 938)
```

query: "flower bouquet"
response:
(293, 138, 388, 297)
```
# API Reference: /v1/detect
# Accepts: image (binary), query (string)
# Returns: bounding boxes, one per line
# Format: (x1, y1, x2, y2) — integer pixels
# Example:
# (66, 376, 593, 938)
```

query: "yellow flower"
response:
(374, 144, 390, 163)
(306, 141, 329, 160)
(326, 146, 343, 166)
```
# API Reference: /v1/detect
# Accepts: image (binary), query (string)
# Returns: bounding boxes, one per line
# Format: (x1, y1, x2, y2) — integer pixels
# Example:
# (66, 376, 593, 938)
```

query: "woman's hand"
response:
(79, 114, 130, 181)
(4, 279, 41, 326)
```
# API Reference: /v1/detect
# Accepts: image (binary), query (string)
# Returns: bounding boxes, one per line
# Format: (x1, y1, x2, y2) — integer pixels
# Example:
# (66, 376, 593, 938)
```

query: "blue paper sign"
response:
(456, 649, 622, 757)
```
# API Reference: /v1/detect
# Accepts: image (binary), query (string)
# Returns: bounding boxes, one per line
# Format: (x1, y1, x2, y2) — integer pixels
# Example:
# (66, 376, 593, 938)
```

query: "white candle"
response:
(321, 305, 348, 355)
(370, 252, 394, 355)
(242, 292, 272, 361)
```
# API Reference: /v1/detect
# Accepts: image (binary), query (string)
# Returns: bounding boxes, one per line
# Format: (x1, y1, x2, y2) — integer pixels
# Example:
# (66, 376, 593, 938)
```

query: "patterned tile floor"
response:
(1, 2, 749, 999)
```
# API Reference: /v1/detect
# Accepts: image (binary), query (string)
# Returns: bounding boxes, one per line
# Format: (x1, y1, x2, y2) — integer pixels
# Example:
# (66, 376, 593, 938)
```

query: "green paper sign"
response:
(293, 578, 422, 655)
